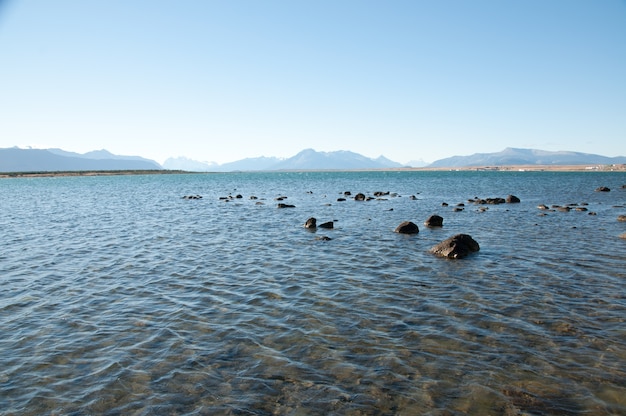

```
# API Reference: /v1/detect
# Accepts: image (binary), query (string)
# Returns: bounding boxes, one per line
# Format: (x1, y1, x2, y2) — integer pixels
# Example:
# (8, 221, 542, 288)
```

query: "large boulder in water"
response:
(429, 234, 480, 259)
(506, 195, 521, 203)
(395, 221, 419, 234)
(424, 215, 443, 227)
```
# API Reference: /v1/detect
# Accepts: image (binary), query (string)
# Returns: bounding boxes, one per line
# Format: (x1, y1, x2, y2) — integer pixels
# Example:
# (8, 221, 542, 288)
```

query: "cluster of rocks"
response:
(305, 211, 477, 259)
(393, 215, 444, 235)
(335, 191, 408, 202)
(390, 215, 478, 259)
(441, 195, 521, 212)
(182, 194, 203, 200)
(537, 203, 596, 215)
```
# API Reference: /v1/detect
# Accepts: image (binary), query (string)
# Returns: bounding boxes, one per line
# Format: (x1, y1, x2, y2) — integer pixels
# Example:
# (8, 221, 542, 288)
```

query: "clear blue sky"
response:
(1, 0, 625, 165)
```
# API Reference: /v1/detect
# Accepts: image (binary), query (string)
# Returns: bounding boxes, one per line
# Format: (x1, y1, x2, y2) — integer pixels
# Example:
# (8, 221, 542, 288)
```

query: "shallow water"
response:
(1, 171, 625, 415)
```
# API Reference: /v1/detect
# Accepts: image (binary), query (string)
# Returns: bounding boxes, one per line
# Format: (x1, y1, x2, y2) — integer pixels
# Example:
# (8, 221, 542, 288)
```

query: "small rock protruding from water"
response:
(277, 203, 296, 208)
(595, 186, 611, 192)
(182, 195, 202, 199)
(395, 221, 419, 234)
(354, 193, 366, 201)
(618, 215, 626, 222)
(319, 221, 334, 229)
(429, 234, 480, 259)
(424, 215, 443, 227)
(304, 217, 317, 229)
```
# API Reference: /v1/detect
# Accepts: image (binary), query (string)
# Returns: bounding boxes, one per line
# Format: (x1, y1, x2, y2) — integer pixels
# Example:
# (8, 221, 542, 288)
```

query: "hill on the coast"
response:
(0, 148, 162, 172)
(428, 148, 626, 168)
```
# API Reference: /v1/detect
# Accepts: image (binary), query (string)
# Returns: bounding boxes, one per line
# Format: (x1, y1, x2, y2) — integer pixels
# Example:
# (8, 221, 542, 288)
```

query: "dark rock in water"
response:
(429, 234, 480, 259)
(537, 204, 549, 210)
(344, 191, 352, 196)
(575, 207, 588, 212)
(485, 197, 506, 205)
(588, 211, 597, 216)
(249, 195, 258, 200)
(277, 203, 295, 208)
(595, 186, 610, 192)
(354, 193, 366, 201)
(556, 206, 571, 212)
(319, 221, 334, 229)
(304, 217, 317, 228)
(395, 221, 419, 234)
(235, 194, 243, 199)
(409, 195, 417, 200)
(374, 191, 389, 197)
(316, 236, 332, 241)
(337, 198, 346, 202)
(424, 215, 443, 227)
(618, 215, 626, 222)
(453, 207, 464, 212)
(182, 195, 202, 200)
(441, 202, 449, 207)
(506, 194, 521, 203)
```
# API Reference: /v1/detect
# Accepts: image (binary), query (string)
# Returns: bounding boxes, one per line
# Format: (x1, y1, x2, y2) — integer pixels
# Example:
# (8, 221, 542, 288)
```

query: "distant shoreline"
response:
(402, 164, 626, 172)
(0, 169, 194, 178)
(1, 164, 625, 178)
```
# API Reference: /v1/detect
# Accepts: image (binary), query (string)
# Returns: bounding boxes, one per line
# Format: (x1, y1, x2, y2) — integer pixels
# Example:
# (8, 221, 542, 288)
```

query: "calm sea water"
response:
(1, 170, 625, 415)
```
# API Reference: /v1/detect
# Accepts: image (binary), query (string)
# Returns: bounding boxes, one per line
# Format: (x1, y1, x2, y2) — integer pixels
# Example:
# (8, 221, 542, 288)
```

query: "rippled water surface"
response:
(1, 171, 625, 415)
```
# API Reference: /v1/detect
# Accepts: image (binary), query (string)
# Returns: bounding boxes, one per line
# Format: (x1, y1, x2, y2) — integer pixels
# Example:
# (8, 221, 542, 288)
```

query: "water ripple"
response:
(1, 172, 625, 414)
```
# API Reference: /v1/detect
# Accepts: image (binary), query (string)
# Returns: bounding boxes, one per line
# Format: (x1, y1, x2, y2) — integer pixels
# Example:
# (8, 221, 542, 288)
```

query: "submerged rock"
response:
(429, 234, 480, 259)
(394, 221, 419, 234)
(424, 215, 444, 227)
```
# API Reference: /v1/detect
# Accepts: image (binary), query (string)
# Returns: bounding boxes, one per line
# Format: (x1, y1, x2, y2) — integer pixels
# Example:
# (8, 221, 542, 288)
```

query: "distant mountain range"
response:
(163, 149, 405, 171)
(2, 146, 624, 173)
(0, 148, 162, 172)
(428, 147, 626, 168)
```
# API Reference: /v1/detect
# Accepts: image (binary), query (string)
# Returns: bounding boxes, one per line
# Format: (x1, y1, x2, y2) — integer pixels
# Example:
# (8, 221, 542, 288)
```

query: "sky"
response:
(1, 0, 625, 165)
